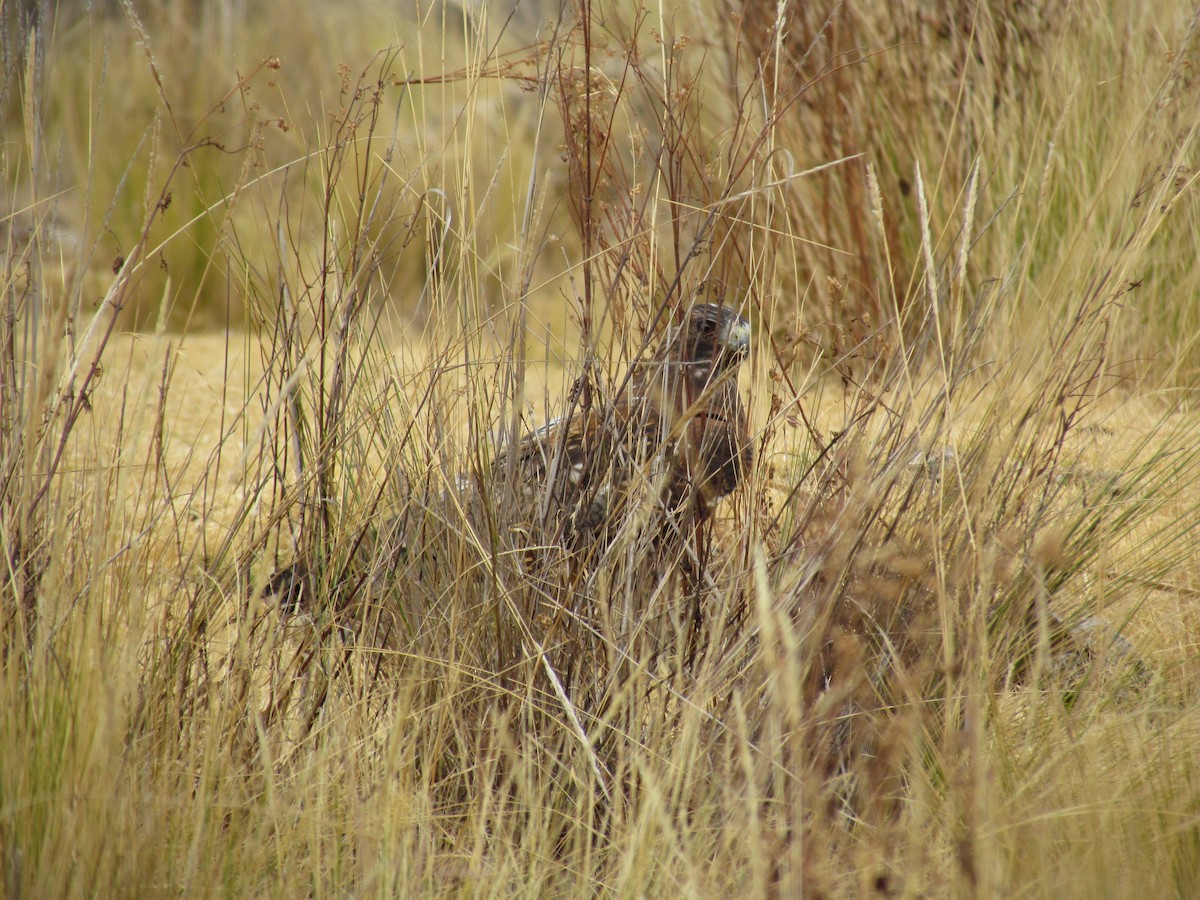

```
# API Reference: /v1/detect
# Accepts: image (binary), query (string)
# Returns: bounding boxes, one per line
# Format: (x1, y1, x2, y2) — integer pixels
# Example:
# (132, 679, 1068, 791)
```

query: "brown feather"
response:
(498, 303, 752, 548)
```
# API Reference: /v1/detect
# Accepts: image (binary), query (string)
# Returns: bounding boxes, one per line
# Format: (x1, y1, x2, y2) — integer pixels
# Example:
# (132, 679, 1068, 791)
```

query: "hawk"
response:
(495, 302, 753, 552)
(265, 303, 753, 616)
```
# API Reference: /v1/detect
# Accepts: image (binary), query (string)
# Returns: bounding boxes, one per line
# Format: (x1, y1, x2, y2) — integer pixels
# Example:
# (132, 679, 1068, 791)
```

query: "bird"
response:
(492, 301, 754, 555)
(263, 303, 753, 624)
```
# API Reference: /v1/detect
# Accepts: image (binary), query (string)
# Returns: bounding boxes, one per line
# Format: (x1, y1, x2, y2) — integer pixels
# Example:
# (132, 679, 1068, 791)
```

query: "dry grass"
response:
(4, 0, 1200, 895)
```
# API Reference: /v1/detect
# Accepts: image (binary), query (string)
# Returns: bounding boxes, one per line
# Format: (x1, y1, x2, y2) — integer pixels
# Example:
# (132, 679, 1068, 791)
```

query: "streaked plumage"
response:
(496, 302, 753, 551)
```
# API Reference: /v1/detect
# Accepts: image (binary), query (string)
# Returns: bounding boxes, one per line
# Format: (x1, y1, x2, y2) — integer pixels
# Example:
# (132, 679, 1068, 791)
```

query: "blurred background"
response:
(6, 0, 1195, 382)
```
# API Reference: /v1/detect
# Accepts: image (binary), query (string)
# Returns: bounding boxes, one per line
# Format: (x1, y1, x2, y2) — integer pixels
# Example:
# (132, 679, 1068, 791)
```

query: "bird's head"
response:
(665, 303, 752, 380)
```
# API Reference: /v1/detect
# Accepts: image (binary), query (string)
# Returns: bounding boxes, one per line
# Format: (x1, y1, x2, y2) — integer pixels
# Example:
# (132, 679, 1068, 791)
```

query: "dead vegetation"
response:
(3, 0, 1200, 895)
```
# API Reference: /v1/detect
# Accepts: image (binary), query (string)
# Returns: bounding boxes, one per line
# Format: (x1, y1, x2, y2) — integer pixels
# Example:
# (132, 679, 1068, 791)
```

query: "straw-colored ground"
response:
(99, 325, 1200, 673)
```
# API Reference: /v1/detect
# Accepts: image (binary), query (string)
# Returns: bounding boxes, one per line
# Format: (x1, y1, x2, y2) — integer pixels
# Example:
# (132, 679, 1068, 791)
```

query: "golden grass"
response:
(5, 0, 1200, 895)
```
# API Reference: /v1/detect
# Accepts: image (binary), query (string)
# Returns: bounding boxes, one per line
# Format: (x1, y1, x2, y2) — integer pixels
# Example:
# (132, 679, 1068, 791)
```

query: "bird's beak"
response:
(720, 315, 752, 358)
